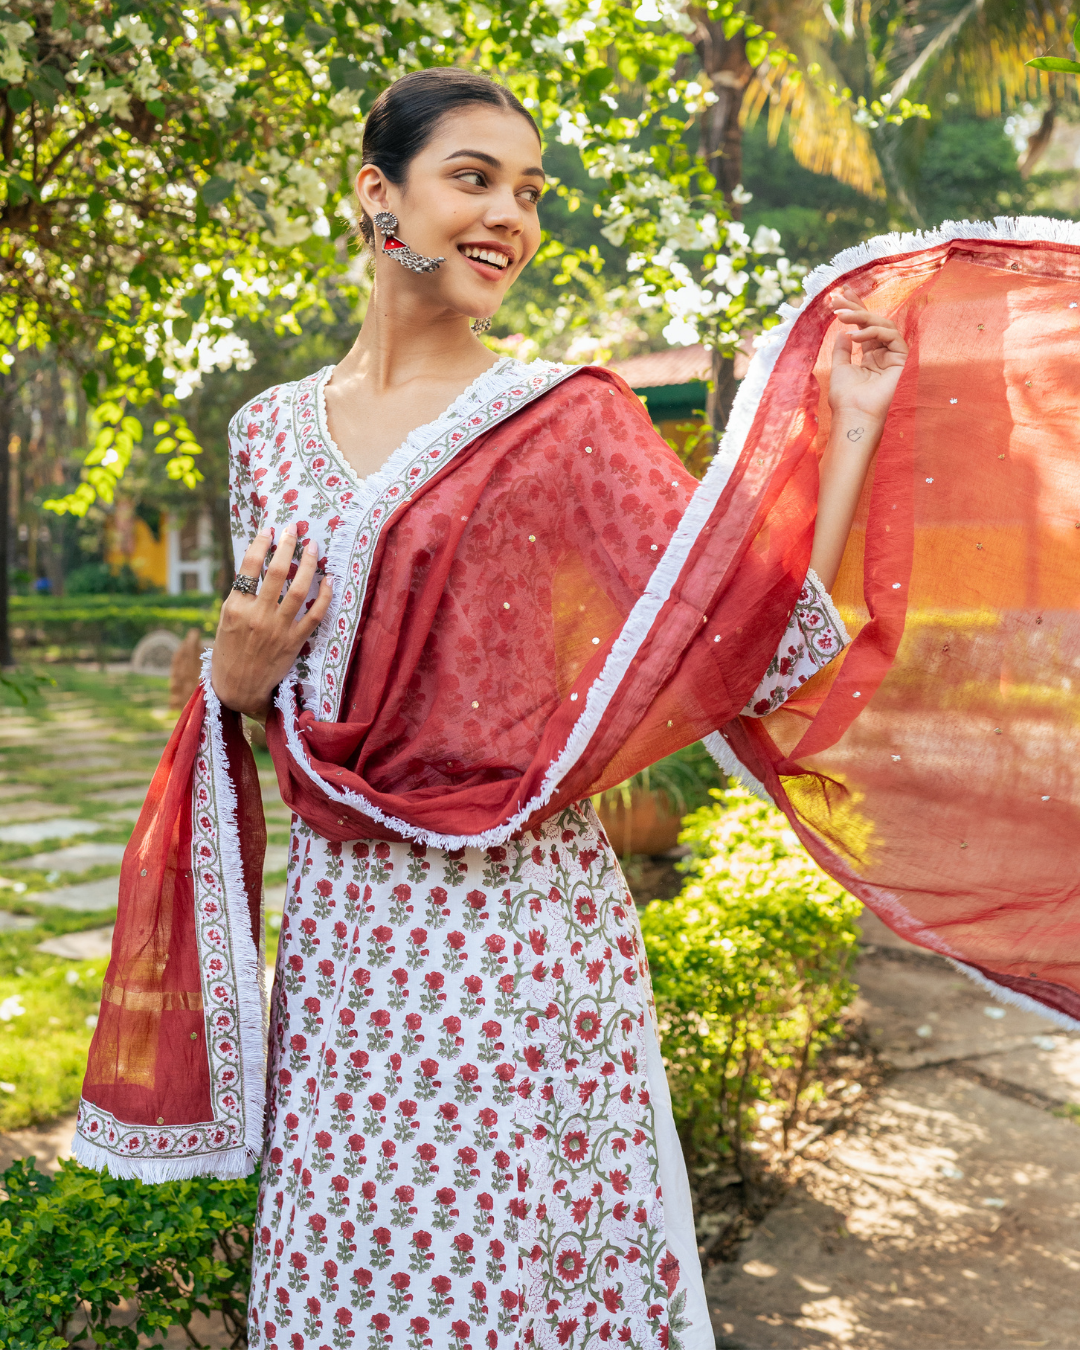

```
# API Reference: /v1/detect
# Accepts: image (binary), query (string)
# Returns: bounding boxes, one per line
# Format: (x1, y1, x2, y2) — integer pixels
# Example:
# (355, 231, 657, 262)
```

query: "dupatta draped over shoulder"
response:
(77, 218, 1080, 1181)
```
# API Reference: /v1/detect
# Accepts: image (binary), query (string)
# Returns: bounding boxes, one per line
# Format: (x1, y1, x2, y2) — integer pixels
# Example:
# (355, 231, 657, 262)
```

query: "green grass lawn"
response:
(0, 665, 282, 1132)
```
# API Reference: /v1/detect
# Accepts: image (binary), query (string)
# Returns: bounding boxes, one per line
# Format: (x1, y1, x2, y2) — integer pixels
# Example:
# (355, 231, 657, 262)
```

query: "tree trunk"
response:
(0, 374, 15, 668)
(1020, 101, 1056, 179)
(688, 9, 754, 216)
(705, 348, 740, 438)
(689, 9, 755, 433)
(211, 490, 235, 602)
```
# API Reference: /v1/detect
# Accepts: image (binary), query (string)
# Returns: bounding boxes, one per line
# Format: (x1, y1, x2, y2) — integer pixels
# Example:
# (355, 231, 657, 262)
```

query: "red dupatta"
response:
(719, 218, 1080, 1028)
(76, 219, 1080, 1181)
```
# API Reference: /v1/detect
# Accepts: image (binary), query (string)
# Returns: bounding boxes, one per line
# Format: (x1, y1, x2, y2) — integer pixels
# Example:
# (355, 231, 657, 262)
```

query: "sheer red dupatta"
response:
(78, 220, 1080, 1184)
(75, 679, 267, 1179)
(717, 221, 1080, 1027)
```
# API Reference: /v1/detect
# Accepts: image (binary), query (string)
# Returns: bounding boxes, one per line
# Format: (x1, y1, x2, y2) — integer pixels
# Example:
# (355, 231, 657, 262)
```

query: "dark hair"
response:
(356, 69, 540, 246)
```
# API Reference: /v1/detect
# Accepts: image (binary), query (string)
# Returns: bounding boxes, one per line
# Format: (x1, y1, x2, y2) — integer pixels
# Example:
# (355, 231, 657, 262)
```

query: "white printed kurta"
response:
(229, 361, 847, 1350)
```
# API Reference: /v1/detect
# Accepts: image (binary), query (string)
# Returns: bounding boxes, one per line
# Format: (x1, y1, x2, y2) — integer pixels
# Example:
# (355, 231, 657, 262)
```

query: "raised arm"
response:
(809, 286, 909, 590)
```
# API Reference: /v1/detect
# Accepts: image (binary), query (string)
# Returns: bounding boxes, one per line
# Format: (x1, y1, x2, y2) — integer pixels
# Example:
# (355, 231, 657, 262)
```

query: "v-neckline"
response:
(312, 357, 518, 493)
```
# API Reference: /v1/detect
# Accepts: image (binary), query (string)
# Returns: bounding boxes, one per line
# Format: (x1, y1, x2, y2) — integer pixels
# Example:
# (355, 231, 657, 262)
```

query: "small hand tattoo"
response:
(846, 426, 865, 442)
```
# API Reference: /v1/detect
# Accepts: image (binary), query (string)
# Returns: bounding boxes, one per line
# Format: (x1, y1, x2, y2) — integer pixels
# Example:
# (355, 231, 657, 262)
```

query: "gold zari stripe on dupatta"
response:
(101, 980, 205, 1012)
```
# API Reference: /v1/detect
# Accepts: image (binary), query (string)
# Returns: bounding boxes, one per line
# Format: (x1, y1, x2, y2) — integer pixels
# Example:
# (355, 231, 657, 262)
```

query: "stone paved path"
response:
(708, 913, 1080, 1350)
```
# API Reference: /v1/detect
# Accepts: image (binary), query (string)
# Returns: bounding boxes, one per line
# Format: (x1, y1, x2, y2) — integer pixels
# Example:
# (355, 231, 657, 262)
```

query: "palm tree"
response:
(688, 0, 1080, 426)
(690, 0, 1080, 217)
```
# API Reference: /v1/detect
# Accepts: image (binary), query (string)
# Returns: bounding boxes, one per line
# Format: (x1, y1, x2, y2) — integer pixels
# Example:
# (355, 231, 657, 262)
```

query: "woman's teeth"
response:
(461, 246, 508, 270)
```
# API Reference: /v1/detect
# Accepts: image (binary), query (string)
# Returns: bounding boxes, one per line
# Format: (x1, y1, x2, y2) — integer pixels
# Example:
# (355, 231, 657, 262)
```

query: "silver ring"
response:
(232, 575, 258, 596)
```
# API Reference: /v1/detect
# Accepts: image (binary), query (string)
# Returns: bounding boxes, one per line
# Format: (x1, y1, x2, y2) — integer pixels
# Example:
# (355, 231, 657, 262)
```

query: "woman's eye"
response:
(520, 189, 541, 205)
(457, 170, 486, 187)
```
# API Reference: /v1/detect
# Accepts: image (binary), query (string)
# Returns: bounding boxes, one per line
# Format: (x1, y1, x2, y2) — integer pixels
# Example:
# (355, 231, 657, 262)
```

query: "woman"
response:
(75, 70, 905, 1350)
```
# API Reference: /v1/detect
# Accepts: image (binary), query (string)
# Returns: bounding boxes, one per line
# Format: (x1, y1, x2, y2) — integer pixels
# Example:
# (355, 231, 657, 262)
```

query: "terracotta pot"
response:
(596, 788, 682, 856)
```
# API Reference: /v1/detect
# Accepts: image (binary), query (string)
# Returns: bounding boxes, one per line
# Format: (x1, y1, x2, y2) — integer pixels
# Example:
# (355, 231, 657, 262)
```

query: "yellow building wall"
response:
(105, 517, 169, 590)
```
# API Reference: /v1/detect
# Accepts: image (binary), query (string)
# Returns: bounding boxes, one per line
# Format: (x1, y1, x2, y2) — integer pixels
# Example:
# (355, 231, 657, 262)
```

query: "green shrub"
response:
(64, 564, 152, 597)
(0, 1159, 256, 1350)
(640, 787, 860, 1174)
(596, 739, 721, 819)
(9, 595, 218, 658)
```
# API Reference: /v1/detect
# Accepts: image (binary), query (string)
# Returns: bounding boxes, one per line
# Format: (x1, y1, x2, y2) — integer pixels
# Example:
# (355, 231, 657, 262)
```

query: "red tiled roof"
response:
(608, 344, 711, 388)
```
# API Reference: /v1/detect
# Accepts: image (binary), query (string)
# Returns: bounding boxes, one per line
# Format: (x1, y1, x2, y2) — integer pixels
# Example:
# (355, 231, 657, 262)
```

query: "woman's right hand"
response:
(210, 526, 333, 721)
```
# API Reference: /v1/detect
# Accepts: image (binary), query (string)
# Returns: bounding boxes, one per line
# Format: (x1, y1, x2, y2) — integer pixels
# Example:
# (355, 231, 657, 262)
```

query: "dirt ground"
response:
(707, 913, 1080, 1350)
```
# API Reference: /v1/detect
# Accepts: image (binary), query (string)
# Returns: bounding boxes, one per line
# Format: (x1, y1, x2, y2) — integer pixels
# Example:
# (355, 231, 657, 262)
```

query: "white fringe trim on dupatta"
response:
(947, 960, 1080, 1034)
(70, 1135, 258, 1182)
(200, 649, 269, 1175)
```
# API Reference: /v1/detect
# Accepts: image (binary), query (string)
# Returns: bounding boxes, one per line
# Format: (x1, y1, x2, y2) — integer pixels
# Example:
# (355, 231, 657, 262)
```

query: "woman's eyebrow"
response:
(444, 149, 546, 180)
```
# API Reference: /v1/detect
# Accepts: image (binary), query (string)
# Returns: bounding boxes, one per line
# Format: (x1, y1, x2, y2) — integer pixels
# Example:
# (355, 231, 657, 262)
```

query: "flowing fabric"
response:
(714, 217, 1080, 1028)
(76, 217, 1080, 1198)
(75, 353, 816, 1183)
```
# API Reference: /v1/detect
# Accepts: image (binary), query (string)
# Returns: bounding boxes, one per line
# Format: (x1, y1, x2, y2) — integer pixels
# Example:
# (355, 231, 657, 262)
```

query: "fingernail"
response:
(283, 523, 296, 537)
(306, 538, 317, 555)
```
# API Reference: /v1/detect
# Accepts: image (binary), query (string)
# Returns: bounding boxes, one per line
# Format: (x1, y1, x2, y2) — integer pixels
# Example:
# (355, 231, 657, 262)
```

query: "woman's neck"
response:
(321, 280, 505, 480)
(334, 282, 497, 393)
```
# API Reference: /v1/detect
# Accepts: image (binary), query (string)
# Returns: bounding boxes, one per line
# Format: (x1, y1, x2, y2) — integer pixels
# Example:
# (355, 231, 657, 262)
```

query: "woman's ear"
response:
(356, 164, 392, 223)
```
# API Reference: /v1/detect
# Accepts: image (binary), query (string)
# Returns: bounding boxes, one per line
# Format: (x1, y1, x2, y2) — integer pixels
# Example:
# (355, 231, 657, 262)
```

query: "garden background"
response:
(5, 2, 1080, 1348)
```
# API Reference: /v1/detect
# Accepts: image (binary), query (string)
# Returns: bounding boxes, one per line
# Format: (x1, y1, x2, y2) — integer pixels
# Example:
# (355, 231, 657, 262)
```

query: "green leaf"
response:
(283, 9, 305, 38)
(52, 0, 69, 28)
(6, 86, 32, 113)
(146, 98, 165, 116)
(88, 190, 106, 220)
(39, 64, 68, 92)
(328, 56, 365, 90)
(1074, 17, 1080, 53)
(129, 263, 162, 302)
(180, 294, 205, 321)
(173, 316, 193, 345)
(1026, 55, 1080, 72)
(81, 371, 100, 403)
(304, 20, 333, 49)
(581, 65, 613, 98)
(200, 175, 235, 207)
(745, 35, 769, 67)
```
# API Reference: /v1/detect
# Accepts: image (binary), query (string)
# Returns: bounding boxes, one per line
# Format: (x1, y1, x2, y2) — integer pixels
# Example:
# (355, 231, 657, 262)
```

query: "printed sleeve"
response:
(742, 568, 850, 718)
(227, 404, 261, 575)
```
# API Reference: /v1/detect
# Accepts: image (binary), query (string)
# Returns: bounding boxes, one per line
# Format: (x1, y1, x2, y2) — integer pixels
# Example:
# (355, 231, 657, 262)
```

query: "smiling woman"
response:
(74, 67, 903, 1350)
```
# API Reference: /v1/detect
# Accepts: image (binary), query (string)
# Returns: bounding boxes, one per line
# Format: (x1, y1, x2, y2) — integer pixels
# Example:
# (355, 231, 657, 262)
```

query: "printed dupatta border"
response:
(306, 358, 574, 723)
(277, 344, 755, 849)
(73, 663, 267, 1180)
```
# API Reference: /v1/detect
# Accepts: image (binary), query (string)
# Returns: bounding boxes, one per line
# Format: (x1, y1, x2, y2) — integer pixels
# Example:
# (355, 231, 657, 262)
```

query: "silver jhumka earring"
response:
(372, 211, 444, 274)
(471, 317, 492, 334)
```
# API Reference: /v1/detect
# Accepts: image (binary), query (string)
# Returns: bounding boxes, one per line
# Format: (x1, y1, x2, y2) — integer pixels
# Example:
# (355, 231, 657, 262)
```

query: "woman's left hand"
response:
(828, 285, 908, 427)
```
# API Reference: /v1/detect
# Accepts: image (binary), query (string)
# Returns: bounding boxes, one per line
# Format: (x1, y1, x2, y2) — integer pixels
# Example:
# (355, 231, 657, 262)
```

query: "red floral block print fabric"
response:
(249, 806, 699, 1350)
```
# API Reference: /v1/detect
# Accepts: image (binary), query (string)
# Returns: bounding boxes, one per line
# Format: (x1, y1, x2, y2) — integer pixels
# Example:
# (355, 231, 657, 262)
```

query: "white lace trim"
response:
(313, 355, 519, 494)
(805, 567, 850, 646)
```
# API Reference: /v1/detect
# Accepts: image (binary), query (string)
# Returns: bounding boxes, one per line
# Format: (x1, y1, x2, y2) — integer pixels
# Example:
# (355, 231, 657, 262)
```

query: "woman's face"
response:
(356, 104, 545, 321)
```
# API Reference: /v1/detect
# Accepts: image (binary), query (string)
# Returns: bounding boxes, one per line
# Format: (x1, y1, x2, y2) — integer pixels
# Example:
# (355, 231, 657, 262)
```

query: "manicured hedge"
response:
(9, 595, 219, 657)
(0, 1159, 257, 1350)
(641, 786, 860, 1171)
